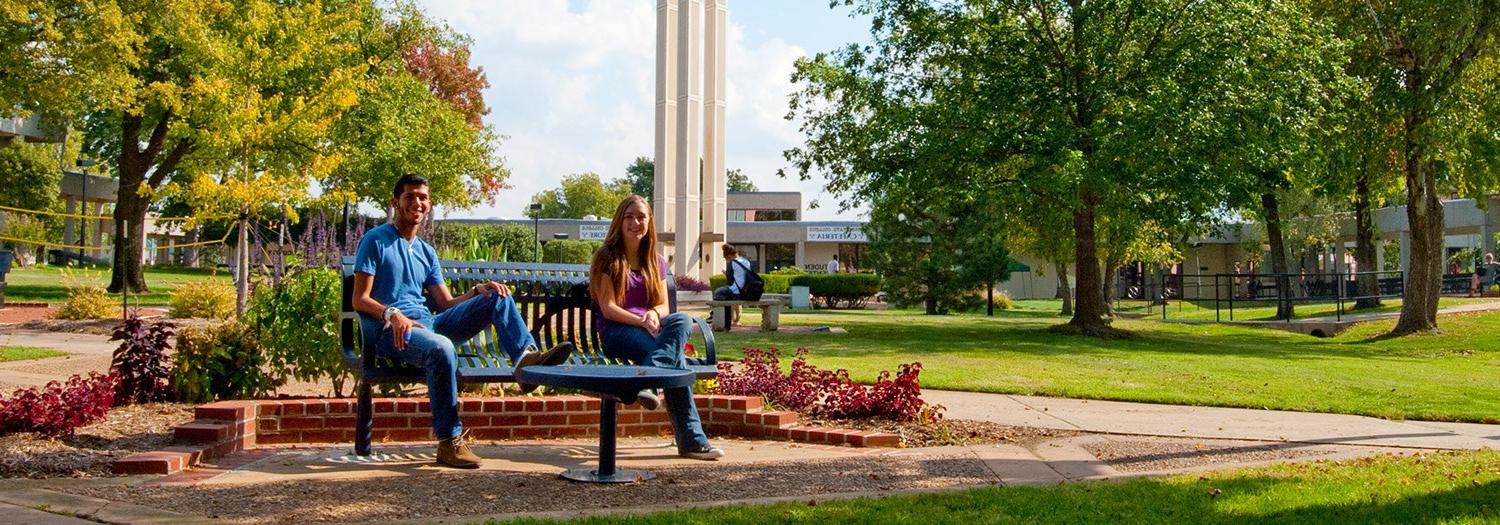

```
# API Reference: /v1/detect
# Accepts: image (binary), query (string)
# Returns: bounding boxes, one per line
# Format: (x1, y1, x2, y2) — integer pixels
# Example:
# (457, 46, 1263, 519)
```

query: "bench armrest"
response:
(685, 314, 717, 364)
(339, 312, 367, 370)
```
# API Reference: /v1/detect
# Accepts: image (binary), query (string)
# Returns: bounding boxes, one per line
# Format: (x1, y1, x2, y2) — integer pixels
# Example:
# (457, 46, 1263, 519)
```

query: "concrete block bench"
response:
(706, 297, 790, 332)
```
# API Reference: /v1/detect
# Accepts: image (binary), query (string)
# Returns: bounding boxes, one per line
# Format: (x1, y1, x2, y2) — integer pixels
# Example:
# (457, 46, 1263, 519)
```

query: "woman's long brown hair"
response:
(590, 195, 663, 307)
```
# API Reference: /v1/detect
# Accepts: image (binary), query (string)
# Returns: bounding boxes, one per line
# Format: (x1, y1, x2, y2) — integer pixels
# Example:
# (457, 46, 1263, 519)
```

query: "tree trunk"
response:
(1066, 189, 1114, 334)
(1055, 259, 1073, 316)
(1353, 171, 1382, 309)
(1100, 263, 1117, 317)
(107, 111, 188, 293)
(1260, 189, 1294, 320)
(236, 214, 250, 316)
(1392, 109, 1442, 335)
(107, 192, 150, 293)
(185, 228, 201, 268)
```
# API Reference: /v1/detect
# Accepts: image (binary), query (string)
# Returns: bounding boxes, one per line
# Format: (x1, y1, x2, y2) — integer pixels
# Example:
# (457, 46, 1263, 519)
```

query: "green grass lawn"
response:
(2, 265, 230, 305)
(1116, 296, 1492, 321)
(500, 450, 1500, 524)
(0, 345, 65, 362)
(714, 303, 1500, 423)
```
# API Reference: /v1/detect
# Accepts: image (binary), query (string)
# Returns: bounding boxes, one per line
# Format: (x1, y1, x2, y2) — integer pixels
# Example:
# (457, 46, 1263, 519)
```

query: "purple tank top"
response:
(599, 257, 668, 333)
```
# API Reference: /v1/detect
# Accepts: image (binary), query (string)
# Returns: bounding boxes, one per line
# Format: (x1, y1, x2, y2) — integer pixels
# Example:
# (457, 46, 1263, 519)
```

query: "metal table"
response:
(517, 365, 695, 483)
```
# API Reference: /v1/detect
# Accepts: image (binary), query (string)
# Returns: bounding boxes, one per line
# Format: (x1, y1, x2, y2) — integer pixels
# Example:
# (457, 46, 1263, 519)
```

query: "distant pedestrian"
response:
(827, 254, 840, 274)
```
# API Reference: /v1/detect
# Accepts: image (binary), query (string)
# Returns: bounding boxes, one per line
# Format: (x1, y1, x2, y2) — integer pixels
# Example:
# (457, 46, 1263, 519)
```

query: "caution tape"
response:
(0, 224, 236, 251)
(0, 204, 236, 222)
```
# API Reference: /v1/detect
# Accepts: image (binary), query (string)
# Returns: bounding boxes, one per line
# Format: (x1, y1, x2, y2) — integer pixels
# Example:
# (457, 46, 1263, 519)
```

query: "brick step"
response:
(114, 395, 898, 476)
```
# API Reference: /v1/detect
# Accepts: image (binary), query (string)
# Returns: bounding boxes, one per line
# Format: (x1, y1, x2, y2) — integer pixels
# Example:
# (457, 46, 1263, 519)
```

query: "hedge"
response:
(707, 273, 795, 294)
(790, 274, 882, 309)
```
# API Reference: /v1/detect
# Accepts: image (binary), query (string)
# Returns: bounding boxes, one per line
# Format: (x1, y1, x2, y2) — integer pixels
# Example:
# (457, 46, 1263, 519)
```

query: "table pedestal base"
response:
(561, 468, 656, 483)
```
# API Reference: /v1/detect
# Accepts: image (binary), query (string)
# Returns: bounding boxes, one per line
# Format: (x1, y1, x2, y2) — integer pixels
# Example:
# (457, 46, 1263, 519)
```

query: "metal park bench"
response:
(339, 257, 717, 456)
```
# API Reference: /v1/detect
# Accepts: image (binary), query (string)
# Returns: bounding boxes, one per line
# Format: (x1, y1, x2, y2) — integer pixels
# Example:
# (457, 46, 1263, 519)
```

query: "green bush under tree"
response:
(244, 267, 350, 397)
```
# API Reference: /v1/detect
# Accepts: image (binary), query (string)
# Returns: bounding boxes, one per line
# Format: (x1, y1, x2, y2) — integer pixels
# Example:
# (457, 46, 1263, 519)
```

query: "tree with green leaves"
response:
(615, 157, 757, 203)
(787, 0, 1271, 336)
(1318, 1, 1500, 334)
(1210, 1, 1352, 319)
(526, 173, 633, 219)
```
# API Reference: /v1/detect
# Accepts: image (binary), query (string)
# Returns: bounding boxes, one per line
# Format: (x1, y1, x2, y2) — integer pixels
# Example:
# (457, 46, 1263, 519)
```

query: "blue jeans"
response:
(601, 312, 710, 453)
(362, 293, 537, 440)
(712, 286, 739, 300)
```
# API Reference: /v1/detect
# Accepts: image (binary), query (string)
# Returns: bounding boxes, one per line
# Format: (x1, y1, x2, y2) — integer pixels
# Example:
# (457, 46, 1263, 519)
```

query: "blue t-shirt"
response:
(354, 223, 443, 325)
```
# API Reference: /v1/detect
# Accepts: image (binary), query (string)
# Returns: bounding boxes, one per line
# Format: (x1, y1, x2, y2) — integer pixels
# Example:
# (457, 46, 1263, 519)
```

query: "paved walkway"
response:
(3, 327, 1499, 523)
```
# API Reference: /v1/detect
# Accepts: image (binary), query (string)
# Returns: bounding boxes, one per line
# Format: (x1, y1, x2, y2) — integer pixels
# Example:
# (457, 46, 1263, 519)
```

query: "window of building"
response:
(753, 209, 797, 221)
(837, 243, 866, 272)
(764, 243, 796, 272)
(728, 210, 746, 222)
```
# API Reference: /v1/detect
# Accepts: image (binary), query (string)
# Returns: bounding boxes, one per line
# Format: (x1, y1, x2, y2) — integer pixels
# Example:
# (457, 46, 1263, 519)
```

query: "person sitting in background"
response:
(1473, 253, 1500, 295)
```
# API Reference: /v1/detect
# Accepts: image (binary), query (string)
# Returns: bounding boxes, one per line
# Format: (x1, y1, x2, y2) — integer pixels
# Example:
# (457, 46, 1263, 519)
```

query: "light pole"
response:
(530, 202, 543, 262)
(552, 233, 569, 263)
(75, 159, 96, 264)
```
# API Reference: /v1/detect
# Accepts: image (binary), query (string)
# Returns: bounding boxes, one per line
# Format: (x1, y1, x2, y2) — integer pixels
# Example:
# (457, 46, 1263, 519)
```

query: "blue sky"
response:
(413, 0, 872, 220)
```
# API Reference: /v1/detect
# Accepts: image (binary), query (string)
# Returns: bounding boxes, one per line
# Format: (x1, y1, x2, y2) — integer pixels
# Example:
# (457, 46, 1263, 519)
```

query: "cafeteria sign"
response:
(806, 226, 867, 242)
(580, 224, 608, 240)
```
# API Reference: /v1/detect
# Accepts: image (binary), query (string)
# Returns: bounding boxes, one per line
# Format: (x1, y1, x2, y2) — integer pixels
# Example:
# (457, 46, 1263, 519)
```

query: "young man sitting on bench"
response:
(351, 173, 574, 469)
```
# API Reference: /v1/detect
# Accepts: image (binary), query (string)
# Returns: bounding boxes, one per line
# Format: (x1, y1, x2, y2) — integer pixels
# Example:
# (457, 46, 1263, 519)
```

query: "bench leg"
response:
(713, 305, 731, 331)
(355, 379, 373, 456)
(760, 306, 780, 332)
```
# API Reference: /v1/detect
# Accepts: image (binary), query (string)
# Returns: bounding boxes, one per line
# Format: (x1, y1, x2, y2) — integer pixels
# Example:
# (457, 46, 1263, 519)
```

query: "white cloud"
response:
(415, 0, 863, 220)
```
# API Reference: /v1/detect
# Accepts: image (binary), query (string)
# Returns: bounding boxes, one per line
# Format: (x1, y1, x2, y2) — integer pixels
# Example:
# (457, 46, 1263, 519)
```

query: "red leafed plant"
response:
(0, 372, 117, 437)
(714, 348, 943, 423)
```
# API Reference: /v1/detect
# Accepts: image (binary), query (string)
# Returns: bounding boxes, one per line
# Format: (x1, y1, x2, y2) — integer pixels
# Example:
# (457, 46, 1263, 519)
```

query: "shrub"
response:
(769, 266, 806, 275)
(790, 273, 882, 309)
(0, 372, 117, 437)
(245, 267, 350, 397)
(992, 290, 1016, 310)
(674, 274, 711, 292)
(54, 285, 114, 320)
(709, 273, 794, 294)
(110, 314, 176, 406)
(714, 348, 941, 423)
(172, 321, 282, 403)
(168, 281, 235, 319)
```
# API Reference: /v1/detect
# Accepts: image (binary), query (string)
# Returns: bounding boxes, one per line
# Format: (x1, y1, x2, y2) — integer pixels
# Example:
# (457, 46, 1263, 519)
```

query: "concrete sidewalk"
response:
(0, 329, 117, 392)
(925, 389, 1500, 450)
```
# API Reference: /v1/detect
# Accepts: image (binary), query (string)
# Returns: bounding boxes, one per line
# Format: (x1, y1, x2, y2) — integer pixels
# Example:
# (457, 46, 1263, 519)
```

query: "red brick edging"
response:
(113, 395, 899, 475)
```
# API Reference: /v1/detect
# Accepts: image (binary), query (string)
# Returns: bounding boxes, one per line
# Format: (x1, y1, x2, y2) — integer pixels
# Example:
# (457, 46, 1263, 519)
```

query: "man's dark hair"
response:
(393, 173, 429, 200)
(722, 244, 739, 257)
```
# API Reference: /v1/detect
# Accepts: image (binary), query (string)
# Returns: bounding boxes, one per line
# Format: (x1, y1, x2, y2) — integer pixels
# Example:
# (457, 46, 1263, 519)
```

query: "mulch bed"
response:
(65, 454, 997, 523)
(800, 417, 1078, 448)
(11, 312, 202, 336)
(0, 403, 196, 478)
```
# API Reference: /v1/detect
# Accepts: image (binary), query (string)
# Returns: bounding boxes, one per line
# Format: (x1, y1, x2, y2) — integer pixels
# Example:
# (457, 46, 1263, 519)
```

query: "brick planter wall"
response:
(114, 394, 899, 475)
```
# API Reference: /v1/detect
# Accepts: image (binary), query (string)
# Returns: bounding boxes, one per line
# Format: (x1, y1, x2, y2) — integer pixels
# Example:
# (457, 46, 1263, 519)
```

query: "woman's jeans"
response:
(601, 313, 710, 453)
(361, 293, 537, 440)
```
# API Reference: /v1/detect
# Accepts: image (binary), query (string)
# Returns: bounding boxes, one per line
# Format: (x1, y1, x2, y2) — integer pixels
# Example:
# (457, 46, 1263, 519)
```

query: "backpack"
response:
(734, 259, 766, 301)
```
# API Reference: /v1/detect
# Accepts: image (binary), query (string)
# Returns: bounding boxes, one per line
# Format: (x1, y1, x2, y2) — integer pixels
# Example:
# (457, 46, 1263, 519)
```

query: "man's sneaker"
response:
(634, 390, 661, 411)
(516, 342, 576, 394)
(436, 431, 482, 469)
(680, 444, 724, 461)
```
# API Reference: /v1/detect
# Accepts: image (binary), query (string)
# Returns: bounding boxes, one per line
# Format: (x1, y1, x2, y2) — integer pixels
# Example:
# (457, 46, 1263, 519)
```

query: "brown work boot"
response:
(517, 342, 576, 394)
(437, 430, 482, 469)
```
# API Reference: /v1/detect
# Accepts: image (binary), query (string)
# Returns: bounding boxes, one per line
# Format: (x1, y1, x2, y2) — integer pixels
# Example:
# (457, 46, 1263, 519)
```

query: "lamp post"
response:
(530, 202, 543, 262)
(552, 233, 569, 263)
(75, 159, 96, 263)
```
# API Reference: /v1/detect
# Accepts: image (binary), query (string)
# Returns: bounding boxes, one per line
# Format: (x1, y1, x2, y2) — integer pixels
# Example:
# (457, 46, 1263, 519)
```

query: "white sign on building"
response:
(580, 224, 608, 241)
(806, 226, 867, 243)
